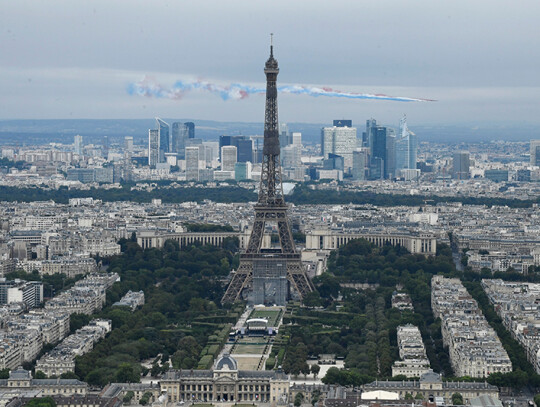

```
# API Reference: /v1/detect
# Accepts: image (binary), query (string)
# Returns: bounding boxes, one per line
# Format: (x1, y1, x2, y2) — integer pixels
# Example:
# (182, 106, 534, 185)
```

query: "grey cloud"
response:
(0, 0, 539, 123)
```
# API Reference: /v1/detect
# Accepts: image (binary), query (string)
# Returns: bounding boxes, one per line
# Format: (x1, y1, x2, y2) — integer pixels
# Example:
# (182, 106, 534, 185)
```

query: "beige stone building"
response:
(362, 370, 498, 404)
(160, 355, 289, 404)
(0, 367, 87, 396)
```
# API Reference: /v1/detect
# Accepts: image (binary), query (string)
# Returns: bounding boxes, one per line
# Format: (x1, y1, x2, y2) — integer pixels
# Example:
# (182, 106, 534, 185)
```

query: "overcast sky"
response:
(1, 0, 539, 127)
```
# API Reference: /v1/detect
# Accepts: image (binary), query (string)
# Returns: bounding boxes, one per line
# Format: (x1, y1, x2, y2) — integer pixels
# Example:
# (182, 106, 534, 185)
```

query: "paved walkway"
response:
(218, 307, 253, 358)
(218, 306, 285, 371)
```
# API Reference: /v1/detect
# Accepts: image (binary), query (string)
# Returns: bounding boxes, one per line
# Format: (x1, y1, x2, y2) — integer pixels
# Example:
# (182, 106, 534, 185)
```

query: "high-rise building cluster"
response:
(318, 115, 418, 181)
(278, 124, 304, 180)
(150, 128, 262, 182)
(148, 118, 196, 167)
(1, 118, 539, 190)
(7, 108, 534, 188)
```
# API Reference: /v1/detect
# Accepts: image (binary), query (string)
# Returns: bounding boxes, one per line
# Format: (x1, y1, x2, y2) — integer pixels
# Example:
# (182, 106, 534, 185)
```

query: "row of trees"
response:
(289, 184, 540, 208)
(184, 223, 234, 232)
(281, 239, 461, 387)
(2, 182, 539, 208)
(325, 239, 457, 377)
(0, 185, 257, 204)
(0, 157, 27, 170)
(303, 236, 540, 389)
(321, 367, 374, 387)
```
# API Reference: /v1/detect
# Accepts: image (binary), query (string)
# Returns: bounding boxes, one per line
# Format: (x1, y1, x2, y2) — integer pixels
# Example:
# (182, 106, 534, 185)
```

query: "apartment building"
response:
(431, 276, 511, 377)
(391, 324, 431, 377)
(482, 279, 540, 374)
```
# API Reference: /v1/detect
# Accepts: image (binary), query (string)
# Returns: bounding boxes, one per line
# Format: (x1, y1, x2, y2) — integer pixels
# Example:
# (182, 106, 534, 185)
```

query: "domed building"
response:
(160, 354, 289, 405)
(215, 354, 238, 371)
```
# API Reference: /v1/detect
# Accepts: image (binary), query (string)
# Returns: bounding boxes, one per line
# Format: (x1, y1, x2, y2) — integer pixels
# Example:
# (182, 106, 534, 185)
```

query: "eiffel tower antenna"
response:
(222, 39, 314, 304)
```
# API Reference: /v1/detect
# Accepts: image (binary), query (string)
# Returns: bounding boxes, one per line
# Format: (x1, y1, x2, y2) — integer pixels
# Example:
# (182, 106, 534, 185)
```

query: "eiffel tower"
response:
(221, 37, 314, 304)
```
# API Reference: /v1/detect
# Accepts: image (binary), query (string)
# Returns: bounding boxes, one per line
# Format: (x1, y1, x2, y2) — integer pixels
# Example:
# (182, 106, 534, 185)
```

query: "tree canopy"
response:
(74, 240, 236, 387)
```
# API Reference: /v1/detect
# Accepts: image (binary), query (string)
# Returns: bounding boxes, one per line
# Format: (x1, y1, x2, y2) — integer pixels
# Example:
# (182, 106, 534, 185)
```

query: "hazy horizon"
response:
(0, 118, 537, 145)
(1, 1, 540, 129)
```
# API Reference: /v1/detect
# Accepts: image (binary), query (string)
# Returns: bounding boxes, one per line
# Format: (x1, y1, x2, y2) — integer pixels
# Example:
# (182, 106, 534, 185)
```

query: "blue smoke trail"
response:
(128, 76, 435, 102)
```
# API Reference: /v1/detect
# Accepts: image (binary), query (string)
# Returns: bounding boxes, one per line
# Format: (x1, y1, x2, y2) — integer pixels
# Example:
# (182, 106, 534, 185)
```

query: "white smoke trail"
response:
(127, 76, 435, 102)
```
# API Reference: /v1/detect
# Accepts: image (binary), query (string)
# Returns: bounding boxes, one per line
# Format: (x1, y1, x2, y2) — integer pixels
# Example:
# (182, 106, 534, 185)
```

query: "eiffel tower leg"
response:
(276, 217, 314, 300)
(222, 261, 253, 303)
(286, 261, 314, 300)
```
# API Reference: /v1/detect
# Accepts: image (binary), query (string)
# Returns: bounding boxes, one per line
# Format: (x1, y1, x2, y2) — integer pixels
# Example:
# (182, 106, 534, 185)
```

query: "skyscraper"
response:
(124, 136, 134, 181)
(185, 146, 200, 181)
(453, 151, 471, 179)
(291, 132, 302, 146)
(236, 138, 253, 162)
(202, 141, 219, 164)
(124, 136, 134, 154)
(186, 139, 204, 170)
(279, 123, 289, 147)
(221, 145, 237, 171)
(321, 125, 357, 168)
(219, 135, 233, 156)
(155, 117, 170, 162)
(365, 118, 377, 149)
(395, 115, 418, 176)
(531, 140, 540, 166)
(281, 144, 301, 169)
(148, 130, 159, 167)
(252, 135, 264, 163)
(185, 122, 195, 139)
(74, 135, 83, 155)
(352, 149, 368, 181)
(385, 128, 396, 179)
(219, 135, 252, 162)
(172, 122, 189, 159)
(369, 125, 387, 179)
(371, 126, 386, 158)
(366, 123, 397, 179)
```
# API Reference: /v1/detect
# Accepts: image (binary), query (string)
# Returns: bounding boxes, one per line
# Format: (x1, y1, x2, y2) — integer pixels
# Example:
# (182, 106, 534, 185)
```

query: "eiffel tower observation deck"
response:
(221, 37, 315, 305)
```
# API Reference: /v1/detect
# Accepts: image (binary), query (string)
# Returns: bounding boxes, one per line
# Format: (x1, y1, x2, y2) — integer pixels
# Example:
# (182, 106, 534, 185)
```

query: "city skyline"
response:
(2, 1, 540, 399)
(1, 0, 540, 128)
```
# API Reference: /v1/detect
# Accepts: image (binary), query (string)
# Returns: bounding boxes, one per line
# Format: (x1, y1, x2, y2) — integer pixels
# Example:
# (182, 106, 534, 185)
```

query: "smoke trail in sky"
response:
(127, 76, 435, 102)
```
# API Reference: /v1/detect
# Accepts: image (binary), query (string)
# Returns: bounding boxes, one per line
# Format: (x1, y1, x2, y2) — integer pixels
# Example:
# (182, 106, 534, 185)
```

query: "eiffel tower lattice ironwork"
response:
(221, 38, 315, 304)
